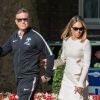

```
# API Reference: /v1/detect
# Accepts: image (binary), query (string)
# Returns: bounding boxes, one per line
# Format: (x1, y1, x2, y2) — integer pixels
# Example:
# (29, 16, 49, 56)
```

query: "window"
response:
(79, 0, 100, 29)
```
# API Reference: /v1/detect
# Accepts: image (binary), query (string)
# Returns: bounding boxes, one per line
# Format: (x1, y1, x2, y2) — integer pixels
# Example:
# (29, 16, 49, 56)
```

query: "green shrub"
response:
(52, 65, 65, 94)
(52, 47, 65, 94)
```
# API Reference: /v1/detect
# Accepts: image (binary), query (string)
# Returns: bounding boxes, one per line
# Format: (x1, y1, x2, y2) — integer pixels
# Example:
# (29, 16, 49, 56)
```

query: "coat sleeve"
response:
(61, 40, 66, 63)
(42, 41, 54, 77)
(77, 40, 91, 88)
(0, 37, 12, 56)
(36, 33, 54, 77)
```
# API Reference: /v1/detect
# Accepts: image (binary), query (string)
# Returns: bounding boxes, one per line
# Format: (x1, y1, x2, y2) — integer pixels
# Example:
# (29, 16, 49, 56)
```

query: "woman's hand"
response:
(74, 86, 84, 96)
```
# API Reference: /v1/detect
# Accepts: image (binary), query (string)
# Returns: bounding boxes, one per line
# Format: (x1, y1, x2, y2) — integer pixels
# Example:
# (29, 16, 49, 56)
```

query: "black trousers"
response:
(17, 76, 39, 100)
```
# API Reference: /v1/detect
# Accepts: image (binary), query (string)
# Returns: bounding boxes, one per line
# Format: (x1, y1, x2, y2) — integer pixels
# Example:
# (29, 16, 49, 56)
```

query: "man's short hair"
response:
(16, 8, 29, 15)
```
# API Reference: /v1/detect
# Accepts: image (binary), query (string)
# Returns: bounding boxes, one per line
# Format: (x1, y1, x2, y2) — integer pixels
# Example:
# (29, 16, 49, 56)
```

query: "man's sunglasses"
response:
(16, 18, 29, 22)
(72, 27, 84, 31)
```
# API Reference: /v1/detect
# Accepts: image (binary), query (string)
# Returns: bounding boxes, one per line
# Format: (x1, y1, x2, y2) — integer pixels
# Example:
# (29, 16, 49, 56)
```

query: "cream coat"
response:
(58, 37, 91, 100)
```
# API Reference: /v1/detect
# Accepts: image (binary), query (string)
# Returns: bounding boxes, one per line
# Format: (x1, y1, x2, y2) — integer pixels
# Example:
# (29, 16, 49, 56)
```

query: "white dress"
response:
(58, 37, 91, 100)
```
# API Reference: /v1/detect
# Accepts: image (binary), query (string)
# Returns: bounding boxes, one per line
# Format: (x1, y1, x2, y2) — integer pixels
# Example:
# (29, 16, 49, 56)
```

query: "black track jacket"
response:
(0, 27, 54, 78)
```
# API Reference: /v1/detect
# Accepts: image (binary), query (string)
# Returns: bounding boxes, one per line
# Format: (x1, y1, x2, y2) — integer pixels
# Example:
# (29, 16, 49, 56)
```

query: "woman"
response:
(58, 16, 91, 100)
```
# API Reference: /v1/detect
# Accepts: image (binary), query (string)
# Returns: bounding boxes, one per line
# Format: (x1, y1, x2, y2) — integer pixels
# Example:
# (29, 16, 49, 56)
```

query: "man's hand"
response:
(41, 75, 51, 83)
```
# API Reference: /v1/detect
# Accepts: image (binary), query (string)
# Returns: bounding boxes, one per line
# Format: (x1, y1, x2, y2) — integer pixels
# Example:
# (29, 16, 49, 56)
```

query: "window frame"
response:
(79, 0, 100, 29)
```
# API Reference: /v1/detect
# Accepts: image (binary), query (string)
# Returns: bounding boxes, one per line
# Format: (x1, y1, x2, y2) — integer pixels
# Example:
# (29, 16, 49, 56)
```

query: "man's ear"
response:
(15, 19, 17, 25)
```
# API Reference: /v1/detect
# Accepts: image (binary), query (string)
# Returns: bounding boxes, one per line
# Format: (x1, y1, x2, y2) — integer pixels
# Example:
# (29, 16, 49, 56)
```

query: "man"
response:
(0, 8, 54, 100)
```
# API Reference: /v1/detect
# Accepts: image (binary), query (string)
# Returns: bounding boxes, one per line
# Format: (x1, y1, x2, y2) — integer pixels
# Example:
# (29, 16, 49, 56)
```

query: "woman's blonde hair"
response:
(61, 15, 87, 42)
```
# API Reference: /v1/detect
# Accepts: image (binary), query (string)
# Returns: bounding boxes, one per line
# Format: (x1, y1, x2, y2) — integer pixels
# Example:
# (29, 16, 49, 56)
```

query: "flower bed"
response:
(34, 93, 100, 100)
(34, 92, 58, 100)
(88, 95, 100, 100)
(0, 92, 100, 100)
(0, 92, 18, 100)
